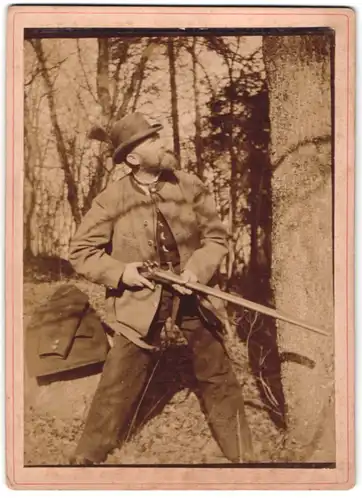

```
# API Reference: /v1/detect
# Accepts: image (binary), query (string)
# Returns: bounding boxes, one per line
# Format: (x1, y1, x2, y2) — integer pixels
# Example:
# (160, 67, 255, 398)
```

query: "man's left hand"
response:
(172, 269, 198, 295)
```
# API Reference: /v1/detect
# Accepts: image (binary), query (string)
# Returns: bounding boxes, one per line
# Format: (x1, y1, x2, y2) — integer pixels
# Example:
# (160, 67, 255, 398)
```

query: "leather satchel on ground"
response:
(25, 284, 109, 378)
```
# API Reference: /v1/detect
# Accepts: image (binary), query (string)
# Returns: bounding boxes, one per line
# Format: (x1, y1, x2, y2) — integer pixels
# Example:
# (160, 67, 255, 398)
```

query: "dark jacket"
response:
(25, 284, 109, 378)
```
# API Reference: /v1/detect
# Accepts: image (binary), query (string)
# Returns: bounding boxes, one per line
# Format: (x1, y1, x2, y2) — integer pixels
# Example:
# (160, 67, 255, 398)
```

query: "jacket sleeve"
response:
(184, 177, 228, 284)
(68, 188, 125, 289)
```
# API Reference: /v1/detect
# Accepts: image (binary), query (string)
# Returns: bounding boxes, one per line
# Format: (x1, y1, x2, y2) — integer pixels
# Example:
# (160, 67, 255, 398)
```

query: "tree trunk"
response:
(246, 87, 286, 430)
(227, 68, 238, 286)
(167, 39, 181, 164)
(263, 34, 334, 462)
(23, 97, 36, 257)
(191, 38, 203, 179)
(96, 38, 111, 117)
(83, 38, 112, 212)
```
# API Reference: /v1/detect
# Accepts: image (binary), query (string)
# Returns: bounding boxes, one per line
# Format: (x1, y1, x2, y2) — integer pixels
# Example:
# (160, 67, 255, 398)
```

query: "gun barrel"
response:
(148, 269, 332, 337)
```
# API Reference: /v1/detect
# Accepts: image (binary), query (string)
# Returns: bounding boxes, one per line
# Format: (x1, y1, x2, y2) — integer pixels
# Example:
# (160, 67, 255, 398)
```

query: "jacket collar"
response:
(129, 170, 179, 196)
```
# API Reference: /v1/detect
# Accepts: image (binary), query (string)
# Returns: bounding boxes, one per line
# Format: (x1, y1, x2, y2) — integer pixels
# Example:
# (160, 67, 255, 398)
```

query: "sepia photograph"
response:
(6, 5, 355, 490)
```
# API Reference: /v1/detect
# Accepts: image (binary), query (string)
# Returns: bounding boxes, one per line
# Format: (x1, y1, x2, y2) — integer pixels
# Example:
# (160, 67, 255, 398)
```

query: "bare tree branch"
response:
(30, 39, 82, 225)
(76, 39, 98, 103)
(110, 41, 130, 117)
(25, 56, 69, 87)
(115, 40, 156, 120)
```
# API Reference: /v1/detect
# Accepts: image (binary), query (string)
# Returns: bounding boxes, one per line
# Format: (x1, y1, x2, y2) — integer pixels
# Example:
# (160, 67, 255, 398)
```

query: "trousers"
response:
(74, 287, 253, 463)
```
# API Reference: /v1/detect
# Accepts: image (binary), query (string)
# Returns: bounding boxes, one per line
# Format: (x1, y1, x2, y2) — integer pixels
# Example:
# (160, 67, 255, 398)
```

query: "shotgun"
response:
(141, 265, 332, 337)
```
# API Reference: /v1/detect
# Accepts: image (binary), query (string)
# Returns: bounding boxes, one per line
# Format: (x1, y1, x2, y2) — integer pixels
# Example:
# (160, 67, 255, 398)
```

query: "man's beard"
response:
(142, 149, 178, 174)
(161, 149, 180, 171)
(159, 149, 178, 171)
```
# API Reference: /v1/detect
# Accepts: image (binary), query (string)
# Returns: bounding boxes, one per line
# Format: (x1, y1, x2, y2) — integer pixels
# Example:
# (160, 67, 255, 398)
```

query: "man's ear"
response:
(126, 153, 140, 167)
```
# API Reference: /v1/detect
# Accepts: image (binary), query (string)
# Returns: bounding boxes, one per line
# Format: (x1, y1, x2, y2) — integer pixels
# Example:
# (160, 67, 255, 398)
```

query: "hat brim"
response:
(112, 124, 163, 164)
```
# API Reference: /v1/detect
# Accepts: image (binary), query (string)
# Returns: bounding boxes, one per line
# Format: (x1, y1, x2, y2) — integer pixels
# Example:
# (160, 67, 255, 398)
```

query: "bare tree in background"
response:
(27, 37, 157, 230)
(167, 38, 181, 165)
(190, 38, 203, 180)
(29, 39, 83, 226)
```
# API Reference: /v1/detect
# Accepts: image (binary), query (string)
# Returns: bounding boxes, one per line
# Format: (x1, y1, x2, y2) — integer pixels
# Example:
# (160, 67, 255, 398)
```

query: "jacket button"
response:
(143, 220, 148, 227)
(147, 240, 153, 247)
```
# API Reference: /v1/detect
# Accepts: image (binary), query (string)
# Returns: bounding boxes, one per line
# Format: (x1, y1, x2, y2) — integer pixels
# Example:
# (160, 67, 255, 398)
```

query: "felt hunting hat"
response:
(109, 112, 163, 164)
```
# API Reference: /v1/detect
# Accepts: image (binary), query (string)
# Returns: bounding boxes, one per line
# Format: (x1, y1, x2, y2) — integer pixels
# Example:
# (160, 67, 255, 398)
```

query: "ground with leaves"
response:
(24, 261, 287, 466)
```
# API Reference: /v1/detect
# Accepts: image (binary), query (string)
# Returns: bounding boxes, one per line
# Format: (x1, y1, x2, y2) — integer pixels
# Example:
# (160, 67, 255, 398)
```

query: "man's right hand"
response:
(121, 262, 155, 290)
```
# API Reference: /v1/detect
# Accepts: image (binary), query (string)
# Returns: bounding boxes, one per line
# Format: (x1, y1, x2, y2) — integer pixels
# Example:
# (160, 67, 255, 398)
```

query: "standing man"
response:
(68, 112, 253, 464)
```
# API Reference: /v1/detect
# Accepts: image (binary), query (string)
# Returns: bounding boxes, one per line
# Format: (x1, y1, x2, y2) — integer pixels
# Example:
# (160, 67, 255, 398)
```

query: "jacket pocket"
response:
(114, 287, 162, 336)
(112, 236, 143, 263)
